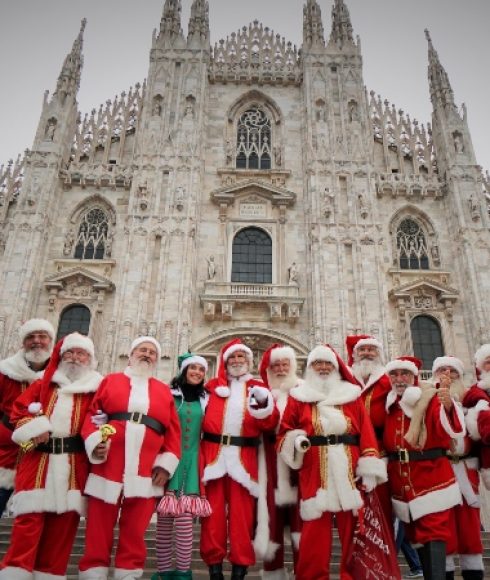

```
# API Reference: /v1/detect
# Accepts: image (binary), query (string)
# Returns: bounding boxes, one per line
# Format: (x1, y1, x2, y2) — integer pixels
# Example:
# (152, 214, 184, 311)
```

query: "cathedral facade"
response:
(0, 0, 489, 380)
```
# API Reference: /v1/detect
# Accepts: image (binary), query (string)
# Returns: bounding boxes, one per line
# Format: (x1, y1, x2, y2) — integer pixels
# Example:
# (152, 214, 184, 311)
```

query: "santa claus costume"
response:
(0, 332, 102, 580)
(258, 344, 302, 580)
(277, 345, 387, 580)
(199, 339, 279, 580)
(346, 334, 393, 521)
(0, 318, 54, 515)
(383, 356, 465, 579)
(79, 336, 181, 580)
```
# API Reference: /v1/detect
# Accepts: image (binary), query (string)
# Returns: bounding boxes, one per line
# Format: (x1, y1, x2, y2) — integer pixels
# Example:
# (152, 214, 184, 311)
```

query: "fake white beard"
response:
(58, 360, 91, 381)
(227, 363, 249, 378)
(267, 371, 298, 392)
(392, 382, 409, 397)
(352, 357, 383, 381)
(129, 356, 156, 379)
(304, 367, 342, 394)
(479, 371, 490, 391)
(24, 347, 51, 365)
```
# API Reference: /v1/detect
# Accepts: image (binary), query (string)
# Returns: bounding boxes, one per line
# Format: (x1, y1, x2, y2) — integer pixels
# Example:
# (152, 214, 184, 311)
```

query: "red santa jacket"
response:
(9, 368, 102, 516)
(0, 351, 44, 488)
(463, 383, 490, 489)
(277, 379, 386, 521)
(383, 392, 464, 523)
(82, 369, 181, 504)
(200, 375, 279, 498)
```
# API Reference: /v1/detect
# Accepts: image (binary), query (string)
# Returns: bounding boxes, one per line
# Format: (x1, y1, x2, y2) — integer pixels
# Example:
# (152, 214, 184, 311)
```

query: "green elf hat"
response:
(178, 352, 208, 375)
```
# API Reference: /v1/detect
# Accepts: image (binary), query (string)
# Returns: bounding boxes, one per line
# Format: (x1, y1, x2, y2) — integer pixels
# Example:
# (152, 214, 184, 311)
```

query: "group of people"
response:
(0, 319, 489, 580)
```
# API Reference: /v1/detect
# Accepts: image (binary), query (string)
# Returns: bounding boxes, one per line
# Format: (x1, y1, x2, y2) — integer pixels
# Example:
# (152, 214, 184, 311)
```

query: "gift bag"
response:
(345, 492, 401, 579)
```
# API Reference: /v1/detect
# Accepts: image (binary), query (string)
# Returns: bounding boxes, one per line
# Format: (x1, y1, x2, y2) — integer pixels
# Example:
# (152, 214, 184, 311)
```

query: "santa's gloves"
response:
(294, 435, 310, 453)
(249, 386, 269, 403)
(361, 474, 377, 493)
(91, 410, 108, 426)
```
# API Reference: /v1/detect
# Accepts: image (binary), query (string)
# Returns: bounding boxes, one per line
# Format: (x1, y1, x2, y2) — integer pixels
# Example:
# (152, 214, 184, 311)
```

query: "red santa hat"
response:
(130, 336, 162, 359)
(215, 338, 253, 384)
(259, 343, 297, 386)
(307, 344, 357, 384)
(432, 356, 464, 378)
(345, 334, 383, 366)
(475, 344, 490, 372)
(385, 356, 422, 386)
(19, 318, 55, 343)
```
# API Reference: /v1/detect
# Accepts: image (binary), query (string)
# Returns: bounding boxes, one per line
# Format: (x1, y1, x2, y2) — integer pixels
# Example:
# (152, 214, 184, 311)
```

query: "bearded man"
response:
(0, 332, 102, 579)
(0, 318, 54, 515)
(278, 344, 386, 580)
(79, 336, 181, 580)
(257, 344, 302, 579)
(200, 339, 279, 580)
(384, 356, 465, 580)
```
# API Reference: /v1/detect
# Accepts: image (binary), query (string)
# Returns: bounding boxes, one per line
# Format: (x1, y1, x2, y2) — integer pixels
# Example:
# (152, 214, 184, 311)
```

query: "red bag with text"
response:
(345, 492, 401, 579)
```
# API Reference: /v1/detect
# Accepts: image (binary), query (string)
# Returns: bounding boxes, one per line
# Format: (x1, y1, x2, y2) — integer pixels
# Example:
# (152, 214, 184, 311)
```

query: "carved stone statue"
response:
(152, 98, 162, 117)
(454, 133, 464, 154)
(288, 262, 299, 285)
(358, 192, 368, 219)
(348, 100, 359, 123)
(206, 255, 216, 280)
(63, 229, 75, 256)
(273, 145, 282, 167)
(225, 139, 234, 165)
(44, 119, 57, 141)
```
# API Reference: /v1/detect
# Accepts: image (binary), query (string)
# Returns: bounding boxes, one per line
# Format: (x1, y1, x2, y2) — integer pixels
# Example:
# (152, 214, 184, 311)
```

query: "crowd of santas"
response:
(0, 319, 489, 580)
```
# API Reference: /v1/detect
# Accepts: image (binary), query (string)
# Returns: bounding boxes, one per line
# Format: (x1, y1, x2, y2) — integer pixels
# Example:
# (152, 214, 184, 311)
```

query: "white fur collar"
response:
(51, 369, 102, 394)
(352, 364, 386, 391)
(291, 380, 361, 405)
(385, 386, 422, 418)
(0, 350, 43, 383)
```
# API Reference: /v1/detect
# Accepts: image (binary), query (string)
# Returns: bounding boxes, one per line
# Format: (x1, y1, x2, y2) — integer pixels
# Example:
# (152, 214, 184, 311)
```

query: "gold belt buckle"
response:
(221, 434, 232, 446)
(130, 412, 143, 424)
(399, 448, 409, 463)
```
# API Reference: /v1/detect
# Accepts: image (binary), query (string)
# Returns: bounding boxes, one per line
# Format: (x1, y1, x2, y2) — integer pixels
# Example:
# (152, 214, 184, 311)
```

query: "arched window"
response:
(236, 107, 272, 170)
(57, 305, 91, 341)
(396, 218, 429, 270)
(411, 315, 444, 371)
(74, 208, 109, 260)
(231, 227, 272, 284)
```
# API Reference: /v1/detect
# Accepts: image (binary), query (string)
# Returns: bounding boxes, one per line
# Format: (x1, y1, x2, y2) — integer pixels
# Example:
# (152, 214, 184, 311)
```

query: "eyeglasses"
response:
(63, 349, 90, 360)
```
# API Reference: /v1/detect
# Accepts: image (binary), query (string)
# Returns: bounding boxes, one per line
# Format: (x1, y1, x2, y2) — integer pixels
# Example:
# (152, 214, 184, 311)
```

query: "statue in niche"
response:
(348, 100, 359, 123)
(63, 229, 75, 256)
(175, 186, 185, 210)
(225, 139, 234, 165)
(323, 187, 335, 218)
(105, 231, 114, 257)
(44, 119, 57, 141)
(273, 146, 282, 167)
(469, 193, 480, 220)
(152, 98, 162, 117)
(358, 192, 368, 219)
(206, 255, 216, 280)
(453, 133, 464, 154)
(287, 262, 299, 286)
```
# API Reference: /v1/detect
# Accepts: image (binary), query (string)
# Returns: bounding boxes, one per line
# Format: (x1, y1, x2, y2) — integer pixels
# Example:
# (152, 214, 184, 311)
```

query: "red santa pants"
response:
(446, 501, 483, 555)
(296, 510, 355, 580)
(200, 475, 256, 567)
(404, 508, 452, 546)
(263, 503, 302, 574)
(79, 495, 156, 573)
(0, 511, 79, 575)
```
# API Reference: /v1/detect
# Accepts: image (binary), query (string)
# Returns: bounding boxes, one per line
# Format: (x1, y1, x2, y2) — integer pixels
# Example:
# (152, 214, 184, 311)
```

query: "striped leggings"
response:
(156, 513, 194, 572)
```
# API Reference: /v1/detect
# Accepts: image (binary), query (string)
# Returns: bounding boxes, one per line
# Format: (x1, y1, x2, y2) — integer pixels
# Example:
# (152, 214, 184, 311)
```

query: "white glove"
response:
(249, 386, 269, 404)
(361, 474, 377, 493)
(294, 435, 310, 453)
(91, 410, 108, 426)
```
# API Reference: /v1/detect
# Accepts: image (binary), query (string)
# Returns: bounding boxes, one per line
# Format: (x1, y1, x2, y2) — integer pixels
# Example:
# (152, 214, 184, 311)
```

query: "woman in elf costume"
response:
(152, 353, 211, 580)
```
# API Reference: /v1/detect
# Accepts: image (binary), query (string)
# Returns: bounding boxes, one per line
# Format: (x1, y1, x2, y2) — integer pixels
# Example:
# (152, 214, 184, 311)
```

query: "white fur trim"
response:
(393, 481, 462, 523)
(12, 415, 52, 444)
(439, 402, 466, 439)
(248, 387, 274, 419)
(356, 456, 387, 484)
(451, 461, 480, 508)
(114, 569, 144, 580)
(432, 356, 464, 378)
(215, 386, 230, 398)
(254, 441, 273, 560)
(56, 370, 102, 395)
(261, 569, 289, 580)
(300, 484, 363, 521)
(481, 468, 490, 490)
(153, 452, 179, 477)
(0, 567, 33, 580)
(306, 345, 338, 369)
(130, 336, 161, 359)
(33, 571, 66, 579)
(28, 402, 42, 414)
(275, 454, 298, 506)
(279, 429, 307, 470)
(291, 380, 361, 406)
(0, 350, 43, 383)
(85, 430, 105, 464)
(223, 343, 253, 362)
(354, 337, 383, 353)
(85, 472, 122, 504)
(180, 355, 208, 373)
(459, 554, 485, 570)
(270, 347, 296, 363)
(466, 400, 489, 440)
(60, 332, 95, 358)
(475, 344, 490, 371)
(12, 487, 86, 517)
(0, 466, 15, 489)
(385, 360, 418, 376)
(79, 567, 109, 580)
(19, 319, 55, 342)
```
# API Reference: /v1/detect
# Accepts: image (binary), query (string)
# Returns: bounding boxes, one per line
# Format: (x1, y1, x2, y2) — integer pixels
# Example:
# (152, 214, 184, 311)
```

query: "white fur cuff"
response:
(481, 468, 490, 491)
(84, 430, 105, 464)
(356, 456, 387, 484)
(466, 400, 489, 440)
(279, 429, 307, 470)
(11, 415, 52, 444)
(215, 386, 230, 398)
(248, 389, 274, 419)
(440, 402, 466, 439)
(153, 452, 179, 477)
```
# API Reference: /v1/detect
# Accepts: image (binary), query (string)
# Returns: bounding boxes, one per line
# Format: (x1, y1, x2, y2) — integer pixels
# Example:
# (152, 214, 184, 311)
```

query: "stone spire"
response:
(328, 0, 354, 49)
(53, 18, 86, 104)
(425, 29, 456, 113)
(158, 0, 184, 46)
(187, 0, 210, 48)
(303, 0, 325, 50)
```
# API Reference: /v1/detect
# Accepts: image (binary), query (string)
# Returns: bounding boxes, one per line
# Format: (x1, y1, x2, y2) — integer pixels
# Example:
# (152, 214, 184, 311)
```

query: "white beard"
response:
(478, 371, 490, 391)
(129, 356, 156, 379)
(24, 348, 51, 365)
(58, 360, 91, 381)
(268, 372, 298, 392)
(227, 363, 249, 378)
(304, 367, 342, 395)
(352, 358, 383, 382)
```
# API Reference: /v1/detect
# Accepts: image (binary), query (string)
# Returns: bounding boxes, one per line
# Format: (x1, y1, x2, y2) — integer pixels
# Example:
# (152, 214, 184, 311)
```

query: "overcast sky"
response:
(0, 0, 489, 172)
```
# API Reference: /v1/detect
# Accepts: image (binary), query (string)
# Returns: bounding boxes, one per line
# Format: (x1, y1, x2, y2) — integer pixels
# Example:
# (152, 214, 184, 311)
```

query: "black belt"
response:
(108, 412, 166, 435)
(309, 434, 360, 446)
(202, 432, 261, 447)
(447, 453, 476, 463)
(0, 412, 14, 432)
(388, 447, 447, 463)
(37, 435, 84, 454)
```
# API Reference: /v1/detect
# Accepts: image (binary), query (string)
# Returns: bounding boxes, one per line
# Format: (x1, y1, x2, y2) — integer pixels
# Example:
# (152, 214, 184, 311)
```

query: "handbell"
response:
(300, 437, 311, 451)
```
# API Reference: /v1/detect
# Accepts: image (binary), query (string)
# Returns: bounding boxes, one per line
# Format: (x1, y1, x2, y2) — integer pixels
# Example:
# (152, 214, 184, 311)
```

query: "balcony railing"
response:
(203, 281, 300, 299)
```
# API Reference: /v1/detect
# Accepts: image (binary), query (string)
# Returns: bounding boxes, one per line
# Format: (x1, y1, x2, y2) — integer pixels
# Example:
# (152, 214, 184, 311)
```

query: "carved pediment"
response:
(45, 266, 115, 293)
(389, 277, 458, 303)
(210, 179, 296, 207)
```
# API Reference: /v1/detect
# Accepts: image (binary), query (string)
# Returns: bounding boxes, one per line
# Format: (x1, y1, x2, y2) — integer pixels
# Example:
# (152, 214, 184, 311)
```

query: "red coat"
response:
(383, 394, 464, 523)
(82, 369, 181, 504)
(9, 368, 102, 516)
(0, 351, 44, 488)
(277, 379, 386, 521)
(201, 375, 279, 498)
(463, 383, 490, 489)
